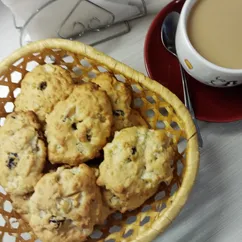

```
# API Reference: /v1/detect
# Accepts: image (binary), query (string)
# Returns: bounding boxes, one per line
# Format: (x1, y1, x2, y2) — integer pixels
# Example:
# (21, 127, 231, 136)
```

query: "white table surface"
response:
(1, 0, 242, 242)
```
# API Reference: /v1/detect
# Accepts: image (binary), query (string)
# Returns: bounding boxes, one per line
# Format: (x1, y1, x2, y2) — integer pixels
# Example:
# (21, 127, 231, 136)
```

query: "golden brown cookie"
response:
(97, 127, 175, 213)
(15, 64, 74, 123)
(91, 73, 132, 133)
(0, 111, 46, 196)
(29, 164, 110, 242)
(10, 193, 32, 223)
(45, 83, 113, 166)
(128, 109, 149, 127)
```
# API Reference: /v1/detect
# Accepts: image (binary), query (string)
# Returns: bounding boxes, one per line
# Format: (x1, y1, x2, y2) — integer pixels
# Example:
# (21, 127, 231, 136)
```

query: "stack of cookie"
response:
(0, 64, 176, 242)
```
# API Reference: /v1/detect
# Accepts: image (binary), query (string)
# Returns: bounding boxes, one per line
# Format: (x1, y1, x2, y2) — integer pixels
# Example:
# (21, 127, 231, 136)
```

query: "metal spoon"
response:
(161, 11, 203, 148)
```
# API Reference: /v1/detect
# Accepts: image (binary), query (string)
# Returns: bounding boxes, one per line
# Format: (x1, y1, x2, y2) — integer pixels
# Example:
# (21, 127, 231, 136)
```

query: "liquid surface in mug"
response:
(187, 0, 242, 69)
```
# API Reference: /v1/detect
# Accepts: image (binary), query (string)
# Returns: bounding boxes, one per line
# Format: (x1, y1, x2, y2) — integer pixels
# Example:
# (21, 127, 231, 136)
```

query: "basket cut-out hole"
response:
(26, 61, 39, 72)
(88, 72, 97, 79)
(80, 59, 91, 67)
(141, 204, 151, 212)
(146, 109, 155, 118)
(13, 88, 21, 98)
(177, 160, 184, 176)
(10, 217, 19, 229)
(0, 214, 6, 227)
(156, 203, 166, 212)
(123, 229, 133, 238)
(0, 186, 6, 195)
(146, 96, 156, 104)
(3, 232, 16, 242)
(44, 55, 55, 64)
(170, 121, 180, 130)
(109, 225, 121, 233)
(140, 216, 150, 226)
(13, 58, 24, 67)
(126, 216, 137, 224)
(60, 65, 68, 70)
(21, 232, 31, 240)
(4, 102, 14, 113)
(90, 229, 103, 239)
(10, 71, 22, 84)
(155, 191, 165, 201)
(3, 200, 12, 213)
(105, 239, 115, 242)
(62, 55, 74, 63)
(72, 66, 82, 76)
(178, 136, 186, 144)
(170, 183, 178, 196)
(32, 52, 41, 56)
(52, 48, 61, 52)
(133, 98, 143, 108)
(0, 118, 6, 126)
(159, 107, 169, 117)
(115, 74, 126, 83)
(131, 84, 142, 93)
(178, 138, 187, 154)
(156, 120, 166, 129)
(112, 212, 123, 220)
(98, 66, 108, 73)
(0, 86, 9, 98)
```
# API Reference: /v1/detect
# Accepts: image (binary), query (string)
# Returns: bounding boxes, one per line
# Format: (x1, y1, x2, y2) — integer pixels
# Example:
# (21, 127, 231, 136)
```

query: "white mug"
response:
(175, 0, 242, 88)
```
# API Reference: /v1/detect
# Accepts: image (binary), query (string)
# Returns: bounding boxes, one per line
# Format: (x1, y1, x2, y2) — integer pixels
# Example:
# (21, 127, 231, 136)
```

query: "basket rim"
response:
(0, 38, 199, 241)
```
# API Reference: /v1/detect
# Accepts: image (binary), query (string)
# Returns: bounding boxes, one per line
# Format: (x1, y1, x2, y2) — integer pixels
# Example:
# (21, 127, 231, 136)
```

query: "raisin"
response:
(49, 216, 65, 229)
(39, 81, 47, 90)
(86, 130, 92, 142)
(86, 134, 92, 142)
(11, 116, 16, 119)
(6, 153, 18, 169)
(131, 147, 137, 155)
(113, 110, 125, 117)
(71, 123, 77, 130)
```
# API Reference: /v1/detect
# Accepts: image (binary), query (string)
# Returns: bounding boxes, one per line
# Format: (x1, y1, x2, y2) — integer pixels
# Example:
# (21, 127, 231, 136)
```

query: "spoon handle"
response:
(179, 64, 203, 148)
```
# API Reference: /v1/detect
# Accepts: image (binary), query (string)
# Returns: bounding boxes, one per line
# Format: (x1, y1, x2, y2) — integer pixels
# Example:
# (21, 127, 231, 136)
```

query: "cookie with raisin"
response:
(91, 73, 132, 133)
(15, 64, 74, 123)
(0, 111, 46, 195)
(29, 164, 111, 242)
(97, 127, 175, 213)
(45, 83, 113, 166)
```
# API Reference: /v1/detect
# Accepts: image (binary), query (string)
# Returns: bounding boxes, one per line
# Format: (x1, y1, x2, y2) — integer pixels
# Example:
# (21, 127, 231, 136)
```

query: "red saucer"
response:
(144, 0, 242, 122)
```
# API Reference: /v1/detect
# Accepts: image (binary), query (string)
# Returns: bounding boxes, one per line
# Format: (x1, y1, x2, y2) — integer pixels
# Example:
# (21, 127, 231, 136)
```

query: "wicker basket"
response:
(0, 39, 199, 242)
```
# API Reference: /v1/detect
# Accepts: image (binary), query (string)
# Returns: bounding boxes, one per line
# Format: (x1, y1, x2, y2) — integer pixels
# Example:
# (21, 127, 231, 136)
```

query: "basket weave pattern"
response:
(0, 39, 199, 242)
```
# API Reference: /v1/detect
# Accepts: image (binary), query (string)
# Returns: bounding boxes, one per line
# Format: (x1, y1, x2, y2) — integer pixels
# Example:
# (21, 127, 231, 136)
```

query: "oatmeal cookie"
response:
(128, 109, 148, 127)
(46, 83, 113, 166)
(29, 164, 110, 242)
(91, 73, 132, 132)
(15, 64, 74, 123)
(0, 111, 46, 196)
(97, 127, 175, 212)
(10, 193, 32, 223)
